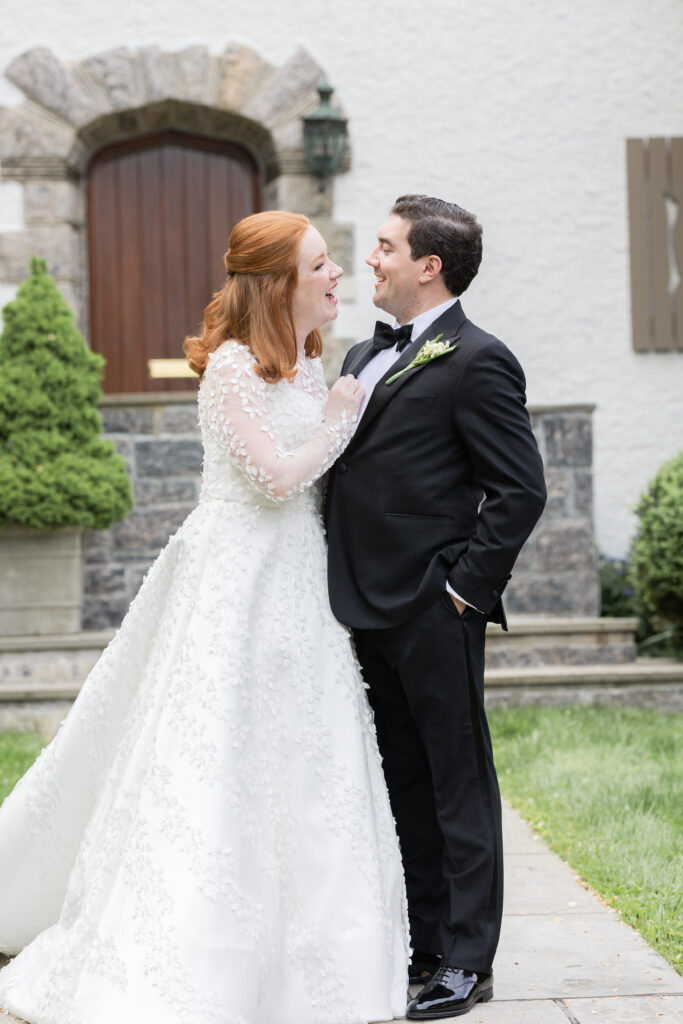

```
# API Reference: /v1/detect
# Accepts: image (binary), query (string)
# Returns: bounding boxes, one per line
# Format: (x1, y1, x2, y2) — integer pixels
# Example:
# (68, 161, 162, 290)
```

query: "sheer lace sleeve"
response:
(201, 342, 356, 501)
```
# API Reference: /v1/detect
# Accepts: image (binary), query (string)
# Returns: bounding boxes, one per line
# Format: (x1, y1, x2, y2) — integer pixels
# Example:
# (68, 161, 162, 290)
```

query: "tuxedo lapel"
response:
(344, 339, 376, 378)
(350, 301, 467, 445)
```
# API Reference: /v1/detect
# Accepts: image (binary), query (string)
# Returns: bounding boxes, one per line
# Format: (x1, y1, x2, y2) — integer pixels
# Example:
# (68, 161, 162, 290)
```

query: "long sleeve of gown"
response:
(201, 342, 356, 501)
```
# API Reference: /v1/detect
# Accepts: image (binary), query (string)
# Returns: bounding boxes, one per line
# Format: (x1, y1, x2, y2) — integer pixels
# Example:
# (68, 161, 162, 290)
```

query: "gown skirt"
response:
(0, 495, 409, 1024)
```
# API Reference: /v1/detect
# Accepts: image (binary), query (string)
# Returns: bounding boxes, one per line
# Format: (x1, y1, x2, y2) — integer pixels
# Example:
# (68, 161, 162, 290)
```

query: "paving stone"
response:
(496, 914, 682, 1000)
(379, 1000, 570, 1024)
(564, 994, 683, 1022)
(504, 852, 599, 916)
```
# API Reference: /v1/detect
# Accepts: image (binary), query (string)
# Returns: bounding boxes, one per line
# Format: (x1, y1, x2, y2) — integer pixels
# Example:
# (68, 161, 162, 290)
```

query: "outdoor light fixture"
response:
(302, 82, 348, 190)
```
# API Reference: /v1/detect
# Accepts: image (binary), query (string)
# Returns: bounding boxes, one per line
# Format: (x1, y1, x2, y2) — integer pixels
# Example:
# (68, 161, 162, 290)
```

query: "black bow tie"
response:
(372, 321, 413, 353)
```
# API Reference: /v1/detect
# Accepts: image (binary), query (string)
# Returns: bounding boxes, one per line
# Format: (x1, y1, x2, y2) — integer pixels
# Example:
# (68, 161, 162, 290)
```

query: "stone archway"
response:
(0, 43, 353, 379)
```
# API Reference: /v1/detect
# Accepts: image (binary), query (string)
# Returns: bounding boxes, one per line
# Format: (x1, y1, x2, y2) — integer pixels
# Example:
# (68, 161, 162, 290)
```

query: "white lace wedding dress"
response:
(0, 341, 409, 1024)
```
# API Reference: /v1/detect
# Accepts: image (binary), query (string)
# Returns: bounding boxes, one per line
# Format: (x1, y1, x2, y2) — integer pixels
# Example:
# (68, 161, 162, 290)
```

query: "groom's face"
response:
(366, 215, 422, 323)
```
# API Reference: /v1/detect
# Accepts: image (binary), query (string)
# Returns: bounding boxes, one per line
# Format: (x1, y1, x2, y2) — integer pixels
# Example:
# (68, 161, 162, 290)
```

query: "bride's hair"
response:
(184, 210, 323, 383)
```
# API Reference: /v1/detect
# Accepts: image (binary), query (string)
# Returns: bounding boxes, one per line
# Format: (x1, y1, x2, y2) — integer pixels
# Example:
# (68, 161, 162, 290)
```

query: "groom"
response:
(325, 195, 546, 1019)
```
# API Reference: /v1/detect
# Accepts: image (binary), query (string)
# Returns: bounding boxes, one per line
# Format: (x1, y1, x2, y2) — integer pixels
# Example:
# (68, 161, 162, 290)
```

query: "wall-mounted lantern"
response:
(302, 82, 348, 190)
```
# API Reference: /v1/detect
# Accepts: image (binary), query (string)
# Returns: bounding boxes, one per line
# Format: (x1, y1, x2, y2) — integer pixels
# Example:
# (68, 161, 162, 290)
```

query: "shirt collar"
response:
(392, 296, 459, 342)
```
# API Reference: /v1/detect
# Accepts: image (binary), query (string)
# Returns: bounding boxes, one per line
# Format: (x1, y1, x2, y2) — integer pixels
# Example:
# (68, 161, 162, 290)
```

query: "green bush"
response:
(0, 258, 133, 529)
(599, 555, 638, 618)
(630, 452, 683, 655)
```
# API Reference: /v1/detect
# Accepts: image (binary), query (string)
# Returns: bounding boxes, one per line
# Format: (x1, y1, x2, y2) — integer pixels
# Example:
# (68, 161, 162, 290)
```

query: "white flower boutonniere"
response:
(385, 334, 458, 385)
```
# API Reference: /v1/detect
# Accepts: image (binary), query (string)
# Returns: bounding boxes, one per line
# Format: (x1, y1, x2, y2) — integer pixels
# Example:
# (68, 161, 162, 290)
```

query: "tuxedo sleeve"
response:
(446, 341, 547, 615)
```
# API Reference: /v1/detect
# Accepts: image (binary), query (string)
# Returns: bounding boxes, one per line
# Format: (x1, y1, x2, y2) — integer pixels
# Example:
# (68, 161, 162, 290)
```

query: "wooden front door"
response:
(88, 131, 260, 393)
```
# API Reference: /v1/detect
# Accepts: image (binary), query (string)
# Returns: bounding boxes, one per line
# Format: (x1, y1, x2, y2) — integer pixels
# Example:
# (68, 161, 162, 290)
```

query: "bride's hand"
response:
(325, 375, 365, 423)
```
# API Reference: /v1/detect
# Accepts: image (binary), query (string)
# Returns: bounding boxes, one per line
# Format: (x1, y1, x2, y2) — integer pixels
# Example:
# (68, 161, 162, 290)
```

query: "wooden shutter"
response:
(88, 131, 260, 393)
(626, 138, 683, 353)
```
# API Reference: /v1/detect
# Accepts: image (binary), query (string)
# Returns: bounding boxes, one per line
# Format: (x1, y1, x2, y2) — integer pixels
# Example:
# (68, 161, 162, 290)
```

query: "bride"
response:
(0, 211, 410, 1024)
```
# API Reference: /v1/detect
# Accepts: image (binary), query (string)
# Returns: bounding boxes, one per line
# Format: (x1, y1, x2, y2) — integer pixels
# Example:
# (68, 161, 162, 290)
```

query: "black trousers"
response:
(353, 593, 503, 974)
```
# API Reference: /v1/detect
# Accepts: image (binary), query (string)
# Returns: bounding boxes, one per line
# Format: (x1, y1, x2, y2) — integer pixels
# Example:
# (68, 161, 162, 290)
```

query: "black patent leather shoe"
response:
(408, 950, 442, 985)
(406, 965, 493, 1019)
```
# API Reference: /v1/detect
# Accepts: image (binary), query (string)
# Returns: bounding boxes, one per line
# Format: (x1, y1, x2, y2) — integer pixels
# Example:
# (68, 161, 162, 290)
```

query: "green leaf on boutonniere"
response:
(385, 334, 458, 385)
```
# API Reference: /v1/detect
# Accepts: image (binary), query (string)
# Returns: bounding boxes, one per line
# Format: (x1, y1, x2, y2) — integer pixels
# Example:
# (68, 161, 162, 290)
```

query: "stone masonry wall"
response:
(83, 396, 201, 630)
(507, 405, 599, 617)
(83, 398, 599, 629)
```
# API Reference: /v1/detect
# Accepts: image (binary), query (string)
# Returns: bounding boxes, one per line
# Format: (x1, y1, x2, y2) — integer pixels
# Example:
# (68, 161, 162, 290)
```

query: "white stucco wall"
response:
(1, 0, 682, 557)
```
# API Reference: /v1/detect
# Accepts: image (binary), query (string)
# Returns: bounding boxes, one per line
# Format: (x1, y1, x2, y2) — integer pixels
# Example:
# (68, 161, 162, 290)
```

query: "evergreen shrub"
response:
(630, 452, 683, 654)
(599, 555, 637, 618)
(0, 258, 133, 529)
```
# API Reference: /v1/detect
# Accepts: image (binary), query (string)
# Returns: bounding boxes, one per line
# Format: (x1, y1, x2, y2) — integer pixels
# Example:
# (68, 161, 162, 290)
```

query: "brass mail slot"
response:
(148, 358, 198, 379)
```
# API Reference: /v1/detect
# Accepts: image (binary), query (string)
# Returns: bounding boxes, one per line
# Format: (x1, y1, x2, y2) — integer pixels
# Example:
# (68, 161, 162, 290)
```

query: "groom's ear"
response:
(418, 253, 443, 284)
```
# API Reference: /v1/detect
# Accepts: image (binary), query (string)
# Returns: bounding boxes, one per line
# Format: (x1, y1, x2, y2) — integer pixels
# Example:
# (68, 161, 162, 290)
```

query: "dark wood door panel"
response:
(88, 131, 260, 393)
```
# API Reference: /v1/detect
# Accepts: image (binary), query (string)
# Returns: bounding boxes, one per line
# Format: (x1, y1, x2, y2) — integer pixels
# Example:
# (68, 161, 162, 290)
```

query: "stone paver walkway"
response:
(1, 802, 681, 1022)
(390, 803, 683, 1023)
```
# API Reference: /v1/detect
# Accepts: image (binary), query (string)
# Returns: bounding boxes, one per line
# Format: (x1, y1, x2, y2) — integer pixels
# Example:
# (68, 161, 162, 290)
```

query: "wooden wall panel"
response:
(626, 137, 682, 353)
(88, 131, 260, 393)
(626, 139, 651, 352)
(671, 138, 683, 350)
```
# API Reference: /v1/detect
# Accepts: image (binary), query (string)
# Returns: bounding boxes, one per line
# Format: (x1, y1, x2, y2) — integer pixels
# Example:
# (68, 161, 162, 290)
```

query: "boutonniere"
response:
(385, 334, 458, 385)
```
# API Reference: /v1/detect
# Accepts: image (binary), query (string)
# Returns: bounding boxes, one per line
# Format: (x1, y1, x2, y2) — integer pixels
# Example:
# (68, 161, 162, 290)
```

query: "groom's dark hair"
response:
(391, 194, 483, 296)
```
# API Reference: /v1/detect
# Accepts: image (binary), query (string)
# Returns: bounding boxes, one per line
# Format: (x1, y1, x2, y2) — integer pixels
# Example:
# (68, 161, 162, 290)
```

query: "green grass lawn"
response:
(0, 729, 45, 803)
(489, 705, 683, 975)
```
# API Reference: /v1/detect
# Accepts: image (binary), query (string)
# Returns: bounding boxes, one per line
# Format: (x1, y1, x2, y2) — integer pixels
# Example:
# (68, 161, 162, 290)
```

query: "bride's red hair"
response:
(184, 211, 323, 383)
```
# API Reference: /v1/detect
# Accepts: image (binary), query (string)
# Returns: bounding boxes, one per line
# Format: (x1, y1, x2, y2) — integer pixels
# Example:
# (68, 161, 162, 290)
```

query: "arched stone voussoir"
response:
(216, 43, 276, 115)
(80, 47, 146, 112)
(0, 104, 75, 165)
(72, 100, 279, 180)
(6, 47, 106, 129)
(243, 46, 328, 131)
(137, 45, 220, 107)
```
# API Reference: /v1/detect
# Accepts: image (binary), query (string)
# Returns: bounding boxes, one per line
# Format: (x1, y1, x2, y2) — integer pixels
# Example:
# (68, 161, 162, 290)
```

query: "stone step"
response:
(0, 620, 680, 726)
(485, 615, 638, 667)
(0, 618, 647, 695)
(2, 657, 679, 704)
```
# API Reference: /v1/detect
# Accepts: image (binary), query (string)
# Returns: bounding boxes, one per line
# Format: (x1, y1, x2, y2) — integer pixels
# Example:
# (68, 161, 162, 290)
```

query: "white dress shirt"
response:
(354, 297, 480, 613)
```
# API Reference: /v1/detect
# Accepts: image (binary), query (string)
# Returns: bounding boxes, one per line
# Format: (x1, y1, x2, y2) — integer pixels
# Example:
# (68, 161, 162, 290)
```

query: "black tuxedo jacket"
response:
(324, 300, 547, 631)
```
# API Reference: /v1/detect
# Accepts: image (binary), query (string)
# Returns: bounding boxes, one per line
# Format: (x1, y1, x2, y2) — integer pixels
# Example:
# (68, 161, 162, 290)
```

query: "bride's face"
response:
(291, 226, 343, 337)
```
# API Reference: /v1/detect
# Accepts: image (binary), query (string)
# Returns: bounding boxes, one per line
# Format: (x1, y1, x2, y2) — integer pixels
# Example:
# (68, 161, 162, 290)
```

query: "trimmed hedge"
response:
(0, 258, 133, 529)
(630, 452, 683, 651)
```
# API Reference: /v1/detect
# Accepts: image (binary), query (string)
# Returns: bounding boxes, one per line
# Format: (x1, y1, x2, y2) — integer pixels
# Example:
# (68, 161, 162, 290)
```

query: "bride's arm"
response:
(201, 343, 361, 501)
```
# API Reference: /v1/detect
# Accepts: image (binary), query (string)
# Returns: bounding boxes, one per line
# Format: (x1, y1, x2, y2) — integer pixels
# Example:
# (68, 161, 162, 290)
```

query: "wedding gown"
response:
(0, 341, 409, 1024)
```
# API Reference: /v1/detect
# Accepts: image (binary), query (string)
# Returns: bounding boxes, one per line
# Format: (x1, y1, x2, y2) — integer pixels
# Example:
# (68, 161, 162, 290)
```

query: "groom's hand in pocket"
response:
(448, 594, 467, 616)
